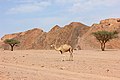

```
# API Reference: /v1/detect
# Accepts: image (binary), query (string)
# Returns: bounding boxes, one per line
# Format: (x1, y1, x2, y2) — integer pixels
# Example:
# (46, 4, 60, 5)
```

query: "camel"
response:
(51, 44, 73, 61)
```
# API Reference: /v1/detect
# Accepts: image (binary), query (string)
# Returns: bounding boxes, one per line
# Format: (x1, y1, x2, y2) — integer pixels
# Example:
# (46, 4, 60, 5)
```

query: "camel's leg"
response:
(69, 53, 73, 61)
(61, 54, 65, 61)
(69, 49, 73, 61)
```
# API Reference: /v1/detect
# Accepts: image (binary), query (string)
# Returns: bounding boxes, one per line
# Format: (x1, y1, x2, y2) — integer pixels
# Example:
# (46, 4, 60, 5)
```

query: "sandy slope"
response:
(0, 50, 120, 80)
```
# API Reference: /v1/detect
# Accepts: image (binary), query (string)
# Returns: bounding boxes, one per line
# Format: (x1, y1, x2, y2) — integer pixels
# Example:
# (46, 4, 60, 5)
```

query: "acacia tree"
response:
(4, 39, 20, 51)
(92, 31, 118, 51)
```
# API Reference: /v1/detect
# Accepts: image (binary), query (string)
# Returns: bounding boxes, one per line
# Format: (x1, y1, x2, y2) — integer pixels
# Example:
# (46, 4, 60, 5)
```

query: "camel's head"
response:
(50, 44, 55, 48)
(51, 45, 53, 47)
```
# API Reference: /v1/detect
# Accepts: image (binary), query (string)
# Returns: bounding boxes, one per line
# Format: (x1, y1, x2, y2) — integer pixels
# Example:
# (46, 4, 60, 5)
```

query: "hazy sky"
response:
(0, 0, 120, 38)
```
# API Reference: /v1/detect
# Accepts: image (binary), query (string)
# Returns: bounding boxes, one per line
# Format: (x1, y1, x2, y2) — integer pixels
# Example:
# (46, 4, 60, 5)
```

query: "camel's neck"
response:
(53, 45, 60, 51)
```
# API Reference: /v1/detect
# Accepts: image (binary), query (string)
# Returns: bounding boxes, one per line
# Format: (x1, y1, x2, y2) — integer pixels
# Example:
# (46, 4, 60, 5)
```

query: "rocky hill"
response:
(1, 18, 120, 50)
(0, 39, 2, 49)
(78, 18, 120, 49)
(1, 22, 89, 50)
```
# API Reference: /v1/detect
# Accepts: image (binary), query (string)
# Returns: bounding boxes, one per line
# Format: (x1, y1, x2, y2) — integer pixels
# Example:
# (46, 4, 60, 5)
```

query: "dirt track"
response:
(0, 50, 120, 80)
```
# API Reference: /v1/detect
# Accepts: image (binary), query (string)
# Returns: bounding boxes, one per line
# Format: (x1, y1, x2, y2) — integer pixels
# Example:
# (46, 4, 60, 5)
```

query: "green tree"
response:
(92, 31, 118, 51)
(4, 39, 20, 51)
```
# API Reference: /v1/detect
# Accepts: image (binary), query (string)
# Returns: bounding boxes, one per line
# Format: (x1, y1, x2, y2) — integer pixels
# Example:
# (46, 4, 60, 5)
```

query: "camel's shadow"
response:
(62, 59, 74, 62)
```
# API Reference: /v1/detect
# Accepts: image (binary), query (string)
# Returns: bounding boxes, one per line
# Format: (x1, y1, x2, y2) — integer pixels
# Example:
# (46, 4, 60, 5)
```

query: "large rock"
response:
(78, 18, 120, 50)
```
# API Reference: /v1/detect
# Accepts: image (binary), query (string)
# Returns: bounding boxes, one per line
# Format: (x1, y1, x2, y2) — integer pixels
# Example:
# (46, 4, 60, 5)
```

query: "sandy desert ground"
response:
(0, 49, 120, 80)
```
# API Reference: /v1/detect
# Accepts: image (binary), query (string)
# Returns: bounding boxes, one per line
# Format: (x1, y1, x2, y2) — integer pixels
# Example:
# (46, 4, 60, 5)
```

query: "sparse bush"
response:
(92, 31, 118, 51)
(4, 39, 20, 51)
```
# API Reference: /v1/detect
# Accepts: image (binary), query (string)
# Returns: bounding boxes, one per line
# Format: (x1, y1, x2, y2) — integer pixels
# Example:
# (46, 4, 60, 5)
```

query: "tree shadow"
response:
(95, 49, 118, 52)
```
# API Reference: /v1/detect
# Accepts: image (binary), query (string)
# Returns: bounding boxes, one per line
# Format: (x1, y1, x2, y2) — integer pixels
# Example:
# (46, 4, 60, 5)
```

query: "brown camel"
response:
(51, 44, 73, 61)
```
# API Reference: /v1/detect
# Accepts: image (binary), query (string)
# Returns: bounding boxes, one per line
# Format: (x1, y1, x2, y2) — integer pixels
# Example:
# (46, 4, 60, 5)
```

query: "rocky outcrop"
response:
(78, 18, 120, 50)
